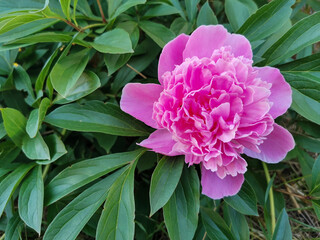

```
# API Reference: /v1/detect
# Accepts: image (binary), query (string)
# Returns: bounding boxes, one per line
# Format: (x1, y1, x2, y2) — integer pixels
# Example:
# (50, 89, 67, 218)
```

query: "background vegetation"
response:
(0, 0, 320, 239)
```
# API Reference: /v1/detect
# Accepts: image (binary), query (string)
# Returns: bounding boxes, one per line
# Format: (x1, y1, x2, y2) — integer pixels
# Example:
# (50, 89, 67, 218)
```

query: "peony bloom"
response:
(120, 25, 295, 199)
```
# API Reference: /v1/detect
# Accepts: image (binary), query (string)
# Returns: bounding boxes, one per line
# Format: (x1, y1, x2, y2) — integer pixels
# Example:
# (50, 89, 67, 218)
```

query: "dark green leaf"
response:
(107, 0, 146, 19)
(4, 213, 24, 240)
(50, 48, 90, 98)
(311, 156, 320, 194)
(225, 0, 257, 31)
(197, 2, 218, 27)
(91, 29, 133, 54)
(45, 101, 150, 136)
(272, 209, 292, 240)
(96, 158, 139, 240)
(0, 164, 34, 216)
(26, 98, 51, 138)
(18, 166, 43, 234)
(104, 54, 132, 76)
(224, 180, 258, 216)
(237, 0, 294, 42)
(45, 149, 145, 205)
(261, 12, 320, 66)
(144, 4, 180, 17)
(139, 21, 175, 48)
(37, 134, 67, 164)
(149, 156, 184, 216)
(43, 168, 125, 240)
(201, 208, 236, 240)
(185, 0, 200, 22)
(163, 166, 200, 240)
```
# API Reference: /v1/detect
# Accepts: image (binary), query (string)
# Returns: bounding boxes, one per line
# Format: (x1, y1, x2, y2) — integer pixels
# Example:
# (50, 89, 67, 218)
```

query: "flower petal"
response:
(201, 166, 244, 199)
(223, 33, 253, 59)
(254, 66, 292, 118)
(158, 34, 189, 85)
(139, 129, 180, 156)
(244, 123, 295, 163)
(120, 83, 162, 128)
(183, 25, 228, 59)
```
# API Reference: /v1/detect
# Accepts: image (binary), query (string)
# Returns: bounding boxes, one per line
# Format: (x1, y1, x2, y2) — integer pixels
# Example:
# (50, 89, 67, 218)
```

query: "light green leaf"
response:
(45, 149, 145, 205)
(107, 0, 146, 20)
(224, 180, 258, 216)
(45, 101, 150, 136)
(96, 157, 140, 240)
(0, 14, 45, 34)
(185, 0, 200, 22)
(261, 12, 320, 66)
(139, 21, 175, 48)
(237, 0, 294, 42)
(163, 166, 200, 240)
(144, 4, 180, 17)
(272, 209, 292, 240)
(18, 166, 43, 234)
(26, 98, 51, 138)
(0, 163, 34, 217)
(60, 0, 72, 20)
(197, 2, 218, 27)
(43, 168, 125, 240)
(91, 29, 133, 54)
(149, 156, 184, 216)
(225, 0, 257, 31)
(50, 48, 90, 98)
(22, 133, 50, 160)
(201, 208, 236, 240)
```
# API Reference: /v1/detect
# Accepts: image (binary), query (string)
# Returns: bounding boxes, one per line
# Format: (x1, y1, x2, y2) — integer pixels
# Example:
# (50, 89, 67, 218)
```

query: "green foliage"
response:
(0, 0, 319, 239)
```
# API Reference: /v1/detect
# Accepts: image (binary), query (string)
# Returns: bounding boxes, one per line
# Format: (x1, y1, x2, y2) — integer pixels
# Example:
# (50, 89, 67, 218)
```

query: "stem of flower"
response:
(96, 0, 107, 23)
(262, 162, 276, 235)
(42, 164, 50, 179)
(81, 23, 106, 31)
(0, 234, 5, 240)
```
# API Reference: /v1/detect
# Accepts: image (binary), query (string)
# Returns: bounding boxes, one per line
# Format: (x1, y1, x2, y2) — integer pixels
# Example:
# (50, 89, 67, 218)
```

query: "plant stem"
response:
(262, 162, 276, 234)
(0, 234, 5, 240)
(81, 23, 106, 31)
(96, 0, 107, 23)
(42, 164, 50, 179)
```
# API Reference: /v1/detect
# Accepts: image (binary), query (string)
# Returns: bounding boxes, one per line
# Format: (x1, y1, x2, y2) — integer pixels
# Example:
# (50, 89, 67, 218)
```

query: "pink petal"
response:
(201, 165, 244, 199)
(183, 25, 228, 59)
(139, 129, 180, 156)
(254, 66, 292, 118)
(120, 83, 162, 128)
(223, 33, 253, 59)
(158, 34, 189, 85)
(244, 124, 295, 163)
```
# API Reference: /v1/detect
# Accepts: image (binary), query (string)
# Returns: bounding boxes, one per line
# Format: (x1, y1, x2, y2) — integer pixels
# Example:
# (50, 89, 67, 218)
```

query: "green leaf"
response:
(196, 2, 218, 27)
(278, 53, 320, 72)
(4, 213, 24, 240)
(18, 166, 43, 234)
(311, 156, 320, 194)
(54, 71, 101, 104)
(96, 158, 141, 240)
(225, 0, 257, 31)
(26, 98, 51, 138)
(60, 0, 72, 20)
(149, 156, 184, 216)
(290, 88, 320, 125)
(0, 14, 45, 34)
(43, 168, 125, 240)
(12, 64, 35, 101)
(91, 28, 133, 54)
(1, 108, 27, 146)
(237, 0, 294, 42)
(0, 18, 58, 43)
(223, 204, 250, 240)
(0, 163, 34, 217)
(185, 0, 200, 22)
(295, 148, 314, 188)
(224, 180, 258, 216)
(35, 47, 60, 95)
(104, 54, 132, 76)
(107, 0, 146, 20)
(22, 133, 50, 160)
(312, 200, 320, 220)
(272, 209, 292, 240)
(45, 101, 150, 136)
(171, 17, 193, 35)
(261, 12, 320, 66)
(201, 208, 236, 240)
(49, 48, 90, 98)
(45, 149, 145, 205)
(144, 4, 180, 17)
(37, 134, 67, 164)
(163, 166, 200, 240)
(139, 21, 175, 48)
(0, 49, 17, 75)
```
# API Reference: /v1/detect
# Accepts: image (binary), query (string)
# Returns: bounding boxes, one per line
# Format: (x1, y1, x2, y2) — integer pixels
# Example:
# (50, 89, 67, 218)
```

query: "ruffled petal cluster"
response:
(120, 25, 295, 199)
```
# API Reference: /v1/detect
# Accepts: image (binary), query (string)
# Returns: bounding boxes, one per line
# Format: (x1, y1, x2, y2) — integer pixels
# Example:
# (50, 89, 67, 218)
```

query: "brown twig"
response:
(96, 0, 107, 23)
(126, 64, 147, 79)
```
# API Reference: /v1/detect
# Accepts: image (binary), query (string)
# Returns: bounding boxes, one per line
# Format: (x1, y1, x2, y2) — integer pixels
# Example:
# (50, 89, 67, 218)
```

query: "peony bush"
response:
(0, 0, 319, 239)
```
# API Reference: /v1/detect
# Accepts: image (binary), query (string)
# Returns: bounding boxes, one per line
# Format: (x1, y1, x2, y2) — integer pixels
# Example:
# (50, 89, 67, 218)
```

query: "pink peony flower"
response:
(120, 25, 295, 199)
